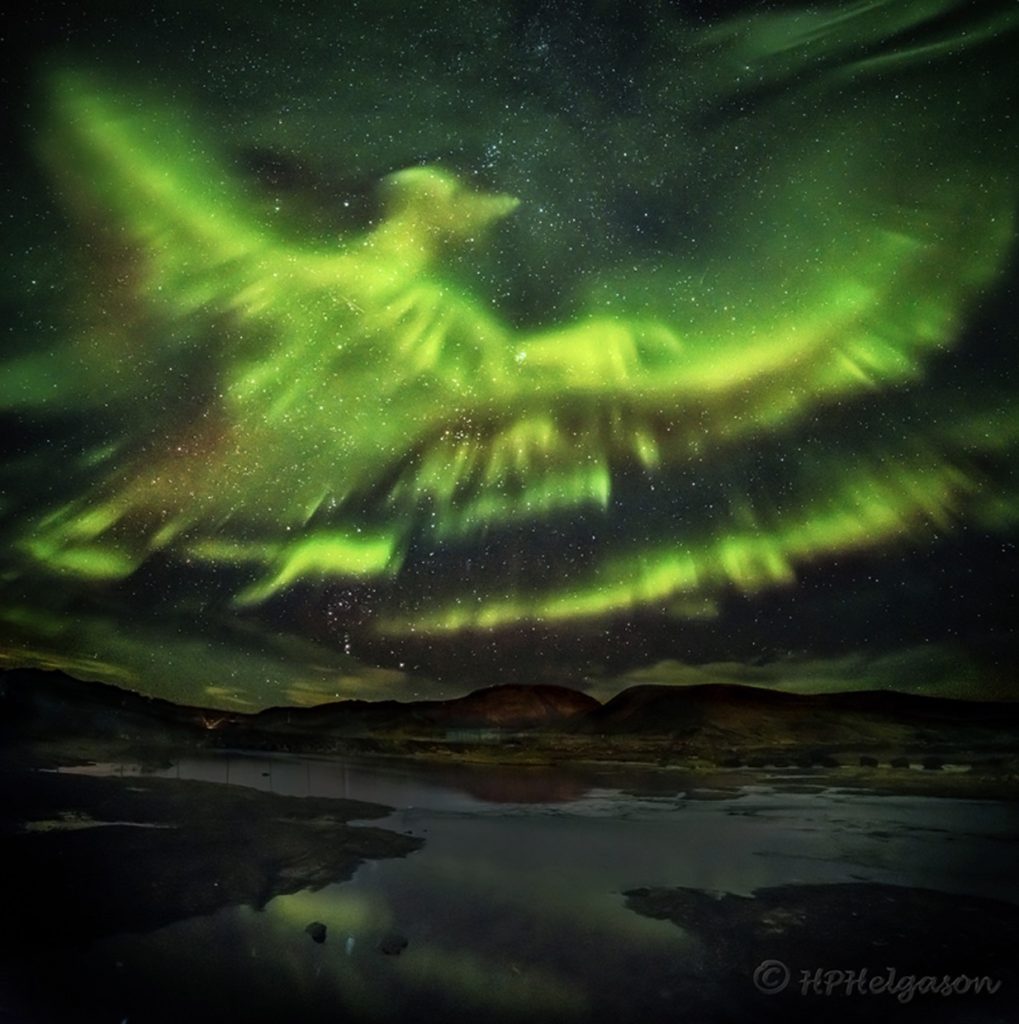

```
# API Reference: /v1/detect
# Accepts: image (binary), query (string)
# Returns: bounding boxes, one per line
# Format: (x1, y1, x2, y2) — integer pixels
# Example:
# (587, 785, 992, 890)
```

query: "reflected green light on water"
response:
(38, 754, 1019, 1023)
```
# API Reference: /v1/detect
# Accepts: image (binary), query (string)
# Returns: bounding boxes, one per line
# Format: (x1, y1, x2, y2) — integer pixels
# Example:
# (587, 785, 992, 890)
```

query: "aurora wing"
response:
(375, 19, 1019, 631)
(23, 72, 522, 585)
(15, 32, 1019, 632)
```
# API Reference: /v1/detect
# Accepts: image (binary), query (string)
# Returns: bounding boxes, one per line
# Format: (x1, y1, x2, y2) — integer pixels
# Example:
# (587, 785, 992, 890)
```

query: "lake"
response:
(11, 752, 1014, 1023)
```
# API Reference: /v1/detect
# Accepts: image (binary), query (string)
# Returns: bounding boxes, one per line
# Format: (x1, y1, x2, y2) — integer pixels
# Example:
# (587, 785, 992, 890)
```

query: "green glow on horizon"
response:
(3, 0, 1017, 681)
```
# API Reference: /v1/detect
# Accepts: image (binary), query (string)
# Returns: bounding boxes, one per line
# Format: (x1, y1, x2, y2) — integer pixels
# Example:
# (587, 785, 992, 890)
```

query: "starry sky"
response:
(1, 0, 1017, 709)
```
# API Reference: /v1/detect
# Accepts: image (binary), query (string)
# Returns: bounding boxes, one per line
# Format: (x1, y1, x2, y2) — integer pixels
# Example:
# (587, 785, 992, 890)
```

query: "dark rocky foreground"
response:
(0, 708, 1016, 1024)
(625, 882, 1019, 1023)
(0, 765, 421, 950)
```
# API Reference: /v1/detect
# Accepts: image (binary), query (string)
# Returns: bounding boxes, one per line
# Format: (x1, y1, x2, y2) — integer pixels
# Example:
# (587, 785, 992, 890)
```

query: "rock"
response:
(922, 756, 944, 771)
(890, 756, 910, 769)
(305, 921, 327, 944)
(859, 755, 879, 768)
(379, 931, 408, 955)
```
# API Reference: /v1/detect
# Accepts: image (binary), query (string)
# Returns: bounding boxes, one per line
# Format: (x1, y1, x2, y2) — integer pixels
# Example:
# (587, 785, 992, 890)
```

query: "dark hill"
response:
(576, 683, 1019, 766)
(0, 668, 208, 741)
(415, 683, 598, 727)
(250, 683, 599, 736)
(0, 668, 599, 746)
(3, 670, 1016, 773)
(585, 684, 1019, 735)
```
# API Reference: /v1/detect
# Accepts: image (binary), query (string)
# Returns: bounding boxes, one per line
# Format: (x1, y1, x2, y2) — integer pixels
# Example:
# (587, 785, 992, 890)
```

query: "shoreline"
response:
(9, 732, 1019, 802)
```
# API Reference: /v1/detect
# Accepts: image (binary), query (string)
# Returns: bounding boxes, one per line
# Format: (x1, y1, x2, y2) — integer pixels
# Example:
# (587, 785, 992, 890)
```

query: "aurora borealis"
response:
(2, 0, 1017, 707)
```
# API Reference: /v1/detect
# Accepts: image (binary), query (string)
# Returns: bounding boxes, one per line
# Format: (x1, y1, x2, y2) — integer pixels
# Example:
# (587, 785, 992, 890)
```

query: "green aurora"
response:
(2, 0, 1017, 706)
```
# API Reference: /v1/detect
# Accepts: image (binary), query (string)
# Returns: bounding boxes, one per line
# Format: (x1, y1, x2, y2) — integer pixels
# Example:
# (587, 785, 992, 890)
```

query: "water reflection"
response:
(33, 753, 1019, 1023)
(57, 751, 761, 810)
(60, 752, 646, 809)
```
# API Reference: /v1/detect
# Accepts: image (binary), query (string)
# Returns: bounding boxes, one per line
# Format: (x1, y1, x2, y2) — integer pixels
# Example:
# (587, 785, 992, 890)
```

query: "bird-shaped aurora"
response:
(3, 4, 1019, 652)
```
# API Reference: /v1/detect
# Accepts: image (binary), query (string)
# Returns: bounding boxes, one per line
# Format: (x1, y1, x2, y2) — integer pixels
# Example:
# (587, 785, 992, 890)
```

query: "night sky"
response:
(2, 0, 1017, 709)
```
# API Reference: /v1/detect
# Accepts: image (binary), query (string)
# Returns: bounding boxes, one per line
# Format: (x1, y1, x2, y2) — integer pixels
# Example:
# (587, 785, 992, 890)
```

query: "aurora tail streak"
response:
(2, 0, 1017, 707)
